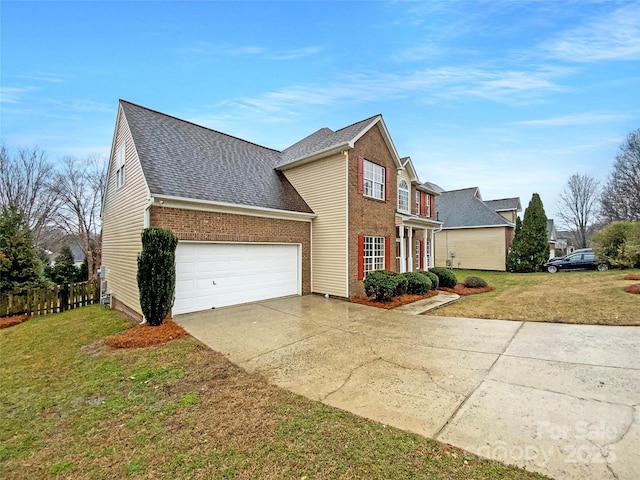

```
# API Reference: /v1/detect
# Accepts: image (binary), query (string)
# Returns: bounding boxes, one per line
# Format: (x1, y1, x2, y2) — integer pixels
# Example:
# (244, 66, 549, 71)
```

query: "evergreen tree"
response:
(137, 228, 178, 326)
(0, 206, 44, 292)
(506, 194, 549, 272)
(506, 216, 524, 272)
(44, 244, 80, 285)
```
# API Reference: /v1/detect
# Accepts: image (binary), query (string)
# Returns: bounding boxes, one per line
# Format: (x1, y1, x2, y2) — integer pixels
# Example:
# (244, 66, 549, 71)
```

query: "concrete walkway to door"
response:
(175, 295, 640, 480)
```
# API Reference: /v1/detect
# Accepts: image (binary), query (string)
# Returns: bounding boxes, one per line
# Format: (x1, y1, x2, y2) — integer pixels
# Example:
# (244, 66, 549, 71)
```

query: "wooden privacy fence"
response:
(0, 280, 101, 317)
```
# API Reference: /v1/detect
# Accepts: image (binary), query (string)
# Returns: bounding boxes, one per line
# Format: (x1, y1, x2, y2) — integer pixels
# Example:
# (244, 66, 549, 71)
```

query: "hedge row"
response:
(364, 269, 437, 302)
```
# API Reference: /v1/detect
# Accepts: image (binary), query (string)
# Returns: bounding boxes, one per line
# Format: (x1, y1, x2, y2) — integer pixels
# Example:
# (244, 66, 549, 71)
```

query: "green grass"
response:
(432, 268, 640, 325)
(1, 305, 549, 479)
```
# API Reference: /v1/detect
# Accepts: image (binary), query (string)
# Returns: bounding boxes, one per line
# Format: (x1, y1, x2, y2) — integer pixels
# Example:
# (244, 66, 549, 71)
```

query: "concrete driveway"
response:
(176, 295, 640, 480)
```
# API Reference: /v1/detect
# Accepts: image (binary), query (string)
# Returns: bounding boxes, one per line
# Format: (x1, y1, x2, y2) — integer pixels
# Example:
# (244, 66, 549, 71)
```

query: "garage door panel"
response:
(173, 243, 300, 314)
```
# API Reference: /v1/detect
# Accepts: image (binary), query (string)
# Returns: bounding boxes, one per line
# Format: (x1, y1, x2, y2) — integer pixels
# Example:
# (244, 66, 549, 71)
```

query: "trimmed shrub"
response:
(404, 272, 432, 294)
(417, 269, 439, 290)
(386, 270, 408, 296)
(137, 228, 179, 326)
(429, 267, 458, 289)
(364, 270, 398, 302)
(463, 276, 488, 288)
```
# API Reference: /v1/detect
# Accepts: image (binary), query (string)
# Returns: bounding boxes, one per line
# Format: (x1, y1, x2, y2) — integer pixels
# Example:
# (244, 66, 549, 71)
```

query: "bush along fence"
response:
(0, 280, 101, 317)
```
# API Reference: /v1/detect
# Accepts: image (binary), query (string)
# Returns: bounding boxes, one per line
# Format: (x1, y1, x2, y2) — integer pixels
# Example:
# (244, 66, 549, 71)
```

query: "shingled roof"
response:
(436, 187, 515, 228)
(120, 100, 313, 214)
(277, 115, 381, 168)
(484, 197, 522, 212)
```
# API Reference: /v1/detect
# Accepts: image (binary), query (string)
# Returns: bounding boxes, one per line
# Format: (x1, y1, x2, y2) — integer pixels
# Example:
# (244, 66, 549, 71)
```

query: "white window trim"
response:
(364, 236, 385, 277)
(426, 192, 431, 217)
(415, 190, 420, 215)
(363, 159, 385, 200)
(115, 143, 126, 189)
(398, 179, 409, 212)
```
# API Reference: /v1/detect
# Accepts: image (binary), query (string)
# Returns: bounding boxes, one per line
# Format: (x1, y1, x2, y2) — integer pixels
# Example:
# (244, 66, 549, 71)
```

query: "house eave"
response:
(276, 143, 350, 171)
(440, 223, 514, 230)
(150, 194, 316, 222)
(395, 212, 443, 228)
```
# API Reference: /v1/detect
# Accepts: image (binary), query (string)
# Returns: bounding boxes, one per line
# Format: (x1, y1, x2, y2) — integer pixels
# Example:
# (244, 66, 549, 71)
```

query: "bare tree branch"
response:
(0, 144, 59, 245)
(557, 173, 600, 248)
(600, 128, 640, 222)
(51, 156, 106, 279)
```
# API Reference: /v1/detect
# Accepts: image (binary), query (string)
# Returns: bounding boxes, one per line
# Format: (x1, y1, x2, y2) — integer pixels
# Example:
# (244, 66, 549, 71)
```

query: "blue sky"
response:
(2, 1, 639, 224)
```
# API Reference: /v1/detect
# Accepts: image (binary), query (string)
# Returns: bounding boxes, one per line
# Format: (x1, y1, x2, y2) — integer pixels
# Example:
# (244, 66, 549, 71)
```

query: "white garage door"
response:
(173, 242, 300, 314)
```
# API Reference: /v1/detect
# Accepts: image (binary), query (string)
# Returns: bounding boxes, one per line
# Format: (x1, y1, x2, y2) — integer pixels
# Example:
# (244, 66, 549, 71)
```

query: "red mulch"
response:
(0, 314, 30, 329)
(439, 284, 495, 296)
(105, 320, 187, 349)
(624, 283, 640, 294)
(624, 273, 640, 281)
(351, 290, 438, 309)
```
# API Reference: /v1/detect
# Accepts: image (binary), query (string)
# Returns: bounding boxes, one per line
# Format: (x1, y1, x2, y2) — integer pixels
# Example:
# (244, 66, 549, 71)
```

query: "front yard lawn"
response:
(0, 306, 549, 479)
(428, 269, 640, 325)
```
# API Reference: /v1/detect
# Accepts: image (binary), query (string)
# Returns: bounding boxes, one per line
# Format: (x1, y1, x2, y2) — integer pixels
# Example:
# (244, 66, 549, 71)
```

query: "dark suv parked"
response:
(544, 248, 608, 273)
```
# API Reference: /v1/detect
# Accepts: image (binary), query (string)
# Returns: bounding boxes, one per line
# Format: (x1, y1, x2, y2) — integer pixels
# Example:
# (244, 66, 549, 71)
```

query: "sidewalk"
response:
(394, 290, 460, 315)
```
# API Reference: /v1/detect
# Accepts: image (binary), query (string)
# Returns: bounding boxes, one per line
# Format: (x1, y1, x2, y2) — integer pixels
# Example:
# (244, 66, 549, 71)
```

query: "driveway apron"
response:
(176, 295, 640, 480)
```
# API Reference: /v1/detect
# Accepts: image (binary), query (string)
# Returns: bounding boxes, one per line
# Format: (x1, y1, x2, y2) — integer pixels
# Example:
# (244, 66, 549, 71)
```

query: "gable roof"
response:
(436, 187, 515, 228)
(120, 100, 313, 214)
(484, 197, 522, 212)
(277, 114, 402, 170)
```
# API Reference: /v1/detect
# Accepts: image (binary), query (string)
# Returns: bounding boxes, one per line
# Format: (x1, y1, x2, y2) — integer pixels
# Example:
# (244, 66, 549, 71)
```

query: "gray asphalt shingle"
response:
(436, 187, 514, 228)
(121, 100, 313, 214)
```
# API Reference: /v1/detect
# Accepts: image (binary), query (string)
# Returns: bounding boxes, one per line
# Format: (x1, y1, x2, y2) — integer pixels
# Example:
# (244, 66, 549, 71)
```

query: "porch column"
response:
(423, 229, 429, 270)
(398, 226, 406, 273)
(429, 228, 435, 269)
(407, 227, 413, 272)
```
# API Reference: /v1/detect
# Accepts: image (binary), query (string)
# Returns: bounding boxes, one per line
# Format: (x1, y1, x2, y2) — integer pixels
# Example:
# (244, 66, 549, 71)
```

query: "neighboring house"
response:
(434, 187, 521, 271)
(101, 100, 442, 319)
(50, 241, 85, 268)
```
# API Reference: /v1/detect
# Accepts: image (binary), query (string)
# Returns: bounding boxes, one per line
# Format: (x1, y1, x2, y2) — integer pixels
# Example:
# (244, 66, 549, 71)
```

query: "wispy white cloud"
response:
(511, 112, 632, 127)
(204, 64, 570, 124)
(16, 72, 72, 83)
(175, 42, 322, 60)
(268, 46, 324, 60)
(542, 3, 640, 62)
(0, 86, 37, 104)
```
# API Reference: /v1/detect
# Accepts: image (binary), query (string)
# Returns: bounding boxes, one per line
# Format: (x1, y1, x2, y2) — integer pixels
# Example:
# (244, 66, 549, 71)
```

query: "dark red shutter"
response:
(358, 157, 364, 194)
(420, 192, 427, 216)
(384, 167, 390, 201)
(419, 240, 424, 269)
(385, 236, 391, 271)
(358, 235, 364, 280)
(430, 194, 435, 218)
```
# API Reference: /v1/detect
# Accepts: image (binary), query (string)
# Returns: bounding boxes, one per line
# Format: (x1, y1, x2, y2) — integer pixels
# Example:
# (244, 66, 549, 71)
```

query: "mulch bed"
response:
(0, 315, 30, 329)
(624, 273, 640, 281)
(624, 284, 640, 294)
(439, 284, 495, 296)
(105, 320, 187, 349)
(351, 289, 438, 309)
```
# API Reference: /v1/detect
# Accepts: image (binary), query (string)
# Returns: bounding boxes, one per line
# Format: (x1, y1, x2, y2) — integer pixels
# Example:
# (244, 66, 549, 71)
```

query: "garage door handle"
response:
(212, 281, 217, 286)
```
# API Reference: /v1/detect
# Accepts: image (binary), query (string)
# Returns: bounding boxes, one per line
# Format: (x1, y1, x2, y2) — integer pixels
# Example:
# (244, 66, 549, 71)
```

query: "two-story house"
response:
(101, 100, 441, 319)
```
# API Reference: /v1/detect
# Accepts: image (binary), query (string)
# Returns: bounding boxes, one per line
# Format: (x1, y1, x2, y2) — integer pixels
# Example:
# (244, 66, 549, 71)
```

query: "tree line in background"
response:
(507, 128, 639, 273)
(0, 144, 106, 293)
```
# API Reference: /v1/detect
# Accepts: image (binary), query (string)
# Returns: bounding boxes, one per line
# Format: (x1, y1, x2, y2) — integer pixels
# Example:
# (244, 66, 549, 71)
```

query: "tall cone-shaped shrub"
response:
(137, 228, 178, 326)
(507, 193, 549, 272)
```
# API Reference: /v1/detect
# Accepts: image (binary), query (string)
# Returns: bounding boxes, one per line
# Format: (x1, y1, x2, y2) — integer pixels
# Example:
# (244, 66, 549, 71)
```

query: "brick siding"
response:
(347, 125, 398, 297)
(149, 206, 311, 295)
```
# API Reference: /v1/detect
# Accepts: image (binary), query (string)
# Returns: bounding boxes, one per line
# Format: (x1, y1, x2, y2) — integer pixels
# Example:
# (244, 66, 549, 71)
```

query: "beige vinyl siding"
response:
(101, 108, 150, 315)
(434, 227, 507, 271)
(283, 153, 348, 297)
(498, 210, 516, 222)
